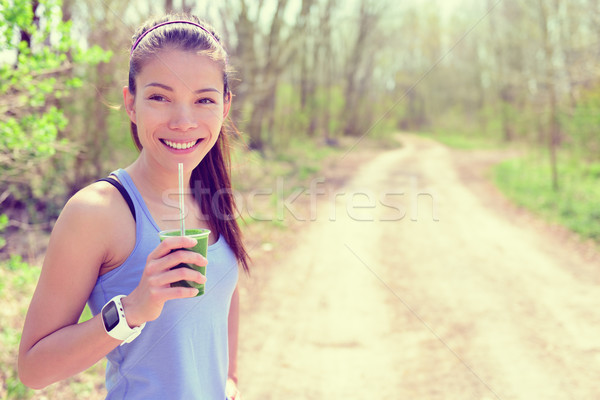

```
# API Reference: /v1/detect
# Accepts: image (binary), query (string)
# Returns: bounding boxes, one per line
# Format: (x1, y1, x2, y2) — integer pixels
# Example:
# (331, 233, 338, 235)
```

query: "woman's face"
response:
(124, 48, 230, 173)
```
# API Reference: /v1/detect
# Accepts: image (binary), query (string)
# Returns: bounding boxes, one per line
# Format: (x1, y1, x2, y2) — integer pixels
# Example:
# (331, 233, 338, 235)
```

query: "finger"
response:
(163, 249, 207, 268)
(157, 285, 200, 301)
(148, 249, 207, 276)
(150, 266, 207, 287)
(139, 284, 199, 307)
(150, 236, 199, 260)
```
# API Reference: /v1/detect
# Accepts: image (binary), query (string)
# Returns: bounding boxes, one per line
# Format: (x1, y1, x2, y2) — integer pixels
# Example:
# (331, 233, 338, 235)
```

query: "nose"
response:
(168, 104, 198, 131)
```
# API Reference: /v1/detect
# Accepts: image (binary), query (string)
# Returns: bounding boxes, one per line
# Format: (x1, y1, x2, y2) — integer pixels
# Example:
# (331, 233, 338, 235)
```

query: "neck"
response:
(125, 152, 192, 202)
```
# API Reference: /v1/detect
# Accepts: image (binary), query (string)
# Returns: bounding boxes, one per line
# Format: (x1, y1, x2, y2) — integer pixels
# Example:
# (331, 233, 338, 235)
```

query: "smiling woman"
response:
(18, 13, 248, 400)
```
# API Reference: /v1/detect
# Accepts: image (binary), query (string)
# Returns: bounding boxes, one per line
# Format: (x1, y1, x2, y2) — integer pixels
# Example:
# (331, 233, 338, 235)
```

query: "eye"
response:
(197, 97, 216, 105)
(148, 94, 168, 102)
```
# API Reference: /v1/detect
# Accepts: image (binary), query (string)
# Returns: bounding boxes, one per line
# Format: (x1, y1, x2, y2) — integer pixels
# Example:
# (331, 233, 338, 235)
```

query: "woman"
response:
(18, 13, 249, 400)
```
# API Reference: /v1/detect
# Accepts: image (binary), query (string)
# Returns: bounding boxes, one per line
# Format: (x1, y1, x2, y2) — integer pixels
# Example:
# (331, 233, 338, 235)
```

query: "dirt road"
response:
(237, 134, 600, 399)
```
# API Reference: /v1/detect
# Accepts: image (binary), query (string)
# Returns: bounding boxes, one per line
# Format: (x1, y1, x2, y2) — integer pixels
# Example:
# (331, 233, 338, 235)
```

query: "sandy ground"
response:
(236, 134, 600, 400)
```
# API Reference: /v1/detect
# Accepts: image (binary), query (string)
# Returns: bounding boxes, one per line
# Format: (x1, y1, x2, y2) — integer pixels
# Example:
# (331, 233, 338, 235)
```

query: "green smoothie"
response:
(158, 228, 210, 296)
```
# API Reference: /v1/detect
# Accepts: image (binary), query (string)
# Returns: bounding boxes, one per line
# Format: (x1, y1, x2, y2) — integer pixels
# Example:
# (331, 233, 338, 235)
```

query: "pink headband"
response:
(130, 20, 220, 57)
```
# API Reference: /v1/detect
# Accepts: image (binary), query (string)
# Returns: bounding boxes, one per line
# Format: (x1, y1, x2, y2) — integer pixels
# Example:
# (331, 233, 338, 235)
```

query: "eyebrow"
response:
(144, 82, 221, 94)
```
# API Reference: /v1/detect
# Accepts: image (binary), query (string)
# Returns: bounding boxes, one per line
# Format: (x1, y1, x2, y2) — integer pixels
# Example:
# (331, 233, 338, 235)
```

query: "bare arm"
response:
(18, 185, 207, 389)
(18, 188, 125, 388)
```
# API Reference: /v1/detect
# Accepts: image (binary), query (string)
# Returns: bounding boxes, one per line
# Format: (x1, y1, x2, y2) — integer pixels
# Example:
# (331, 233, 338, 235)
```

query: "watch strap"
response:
(102, 295, 145, 345)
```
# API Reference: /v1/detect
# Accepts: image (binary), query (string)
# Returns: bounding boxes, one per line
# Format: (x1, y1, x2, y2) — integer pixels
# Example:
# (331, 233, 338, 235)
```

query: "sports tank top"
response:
(87, 169, 239, 400)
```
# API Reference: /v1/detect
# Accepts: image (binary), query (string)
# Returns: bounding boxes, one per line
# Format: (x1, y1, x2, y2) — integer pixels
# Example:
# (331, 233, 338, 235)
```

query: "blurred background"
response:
(1, 0, 600, 398)
(2, 0, 600, 239)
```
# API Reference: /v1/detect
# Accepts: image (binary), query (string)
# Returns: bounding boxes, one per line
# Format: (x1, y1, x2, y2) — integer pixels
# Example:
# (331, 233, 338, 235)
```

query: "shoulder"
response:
(50, 179, 136, 265)
(66, 179, 127, 212)
(59, 180, 132, 228)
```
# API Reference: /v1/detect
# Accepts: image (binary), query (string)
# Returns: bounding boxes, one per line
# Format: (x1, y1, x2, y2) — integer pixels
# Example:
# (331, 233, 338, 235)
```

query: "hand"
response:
(121, 236, 207, 327)
(226, 377, 241, 400)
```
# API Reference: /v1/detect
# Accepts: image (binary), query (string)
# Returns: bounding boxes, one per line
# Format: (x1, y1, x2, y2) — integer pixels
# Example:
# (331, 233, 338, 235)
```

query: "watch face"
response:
(102, 301, 120, 331)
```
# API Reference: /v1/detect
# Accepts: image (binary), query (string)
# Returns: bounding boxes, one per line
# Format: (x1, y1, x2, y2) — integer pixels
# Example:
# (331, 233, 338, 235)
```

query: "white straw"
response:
(178, 163, 185, 236)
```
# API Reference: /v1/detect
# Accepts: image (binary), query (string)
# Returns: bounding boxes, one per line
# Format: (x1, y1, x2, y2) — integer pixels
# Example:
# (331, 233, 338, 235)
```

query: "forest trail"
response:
(237, 134, 600, 400)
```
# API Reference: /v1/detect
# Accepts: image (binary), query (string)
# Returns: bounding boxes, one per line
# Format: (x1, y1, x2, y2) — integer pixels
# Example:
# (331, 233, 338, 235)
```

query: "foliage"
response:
(424, 131, 500, 150)
(494, 154, 600, 241)
(0, 251, 107, 399)
(269, 83, 349, 150)
(0, 252, 39, 399)
(0, 0, 112, 223)
(1, 325, 34, 399)
(0, 214, 8, 249)
(560, 86, 600, 161)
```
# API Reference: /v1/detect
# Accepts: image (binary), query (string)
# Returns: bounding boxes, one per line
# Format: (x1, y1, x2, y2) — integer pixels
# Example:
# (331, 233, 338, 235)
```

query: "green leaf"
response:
(0, 214, 8, 230)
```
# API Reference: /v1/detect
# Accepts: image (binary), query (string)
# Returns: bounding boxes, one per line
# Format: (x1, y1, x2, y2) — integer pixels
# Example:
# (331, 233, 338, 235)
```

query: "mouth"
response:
(160, 139, 202, 150)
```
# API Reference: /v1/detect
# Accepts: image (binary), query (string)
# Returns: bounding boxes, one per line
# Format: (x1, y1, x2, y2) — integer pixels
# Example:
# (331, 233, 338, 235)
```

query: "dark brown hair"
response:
(129, 13, 250, 273)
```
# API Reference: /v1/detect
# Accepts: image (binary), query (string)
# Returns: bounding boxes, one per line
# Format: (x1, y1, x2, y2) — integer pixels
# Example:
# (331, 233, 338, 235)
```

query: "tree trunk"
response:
(299, 0, 314, 112)
(538, 0, 560, 191)
(322, 19, 333, 141)
(342, 0, 379, 136)
(242, 0, 288, 150)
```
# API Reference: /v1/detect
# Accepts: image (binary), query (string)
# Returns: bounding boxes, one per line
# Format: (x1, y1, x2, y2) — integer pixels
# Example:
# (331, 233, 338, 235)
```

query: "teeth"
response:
(163, 139, 197, 150)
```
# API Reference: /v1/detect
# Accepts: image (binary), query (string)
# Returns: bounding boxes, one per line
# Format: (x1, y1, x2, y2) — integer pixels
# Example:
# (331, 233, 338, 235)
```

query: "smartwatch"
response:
(101, 295, 145, 346)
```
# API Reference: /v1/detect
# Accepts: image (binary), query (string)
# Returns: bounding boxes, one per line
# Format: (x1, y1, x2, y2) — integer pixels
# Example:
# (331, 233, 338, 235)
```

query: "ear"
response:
(223, 91, 232, 120)
(123, 86, 136, 124)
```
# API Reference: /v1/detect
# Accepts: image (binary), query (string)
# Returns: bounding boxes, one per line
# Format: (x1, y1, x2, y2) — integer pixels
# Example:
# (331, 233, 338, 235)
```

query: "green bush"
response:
(560, 86, 600, 162)
(0, 0, 112, 224)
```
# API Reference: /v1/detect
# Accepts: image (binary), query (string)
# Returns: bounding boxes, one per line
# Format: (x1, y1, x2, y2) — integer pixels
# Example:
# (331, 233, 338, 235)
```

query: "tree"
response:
(537, 0, 561, 191)
(341, 0, 383, 137)
(59, 0, 132, 196)
(0, 0, 111, 223)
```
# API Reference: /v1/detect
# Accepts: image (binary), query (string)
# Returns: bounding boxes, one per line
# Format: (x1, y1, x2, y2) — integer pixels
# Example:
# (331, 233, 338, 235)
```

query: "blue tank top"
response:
(87, 169, 239, 400)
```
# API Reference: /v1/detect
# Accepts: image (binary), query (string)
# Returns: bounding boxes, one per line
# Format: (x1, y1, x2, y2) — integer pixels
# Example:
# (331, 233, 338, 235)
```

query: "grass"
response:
(0, 256, 39, 400)
(425, 131, 600, 243)
(494, 153, 600, 241)
(423, 130, 502, 150)
(0, 254, 107, 400)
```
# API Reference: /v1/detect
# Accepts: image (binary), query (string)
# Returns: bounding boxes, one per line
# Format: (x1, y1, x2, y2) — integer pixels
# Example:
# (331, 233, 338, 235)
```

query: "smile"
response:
(161, 139, 201, 150)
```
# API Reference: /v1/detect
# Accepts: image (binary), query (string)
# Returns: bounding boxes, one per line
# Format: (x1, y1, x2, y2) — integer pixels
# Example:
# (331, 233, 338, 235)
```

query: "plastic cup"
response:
(158, 228, 210, 296)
